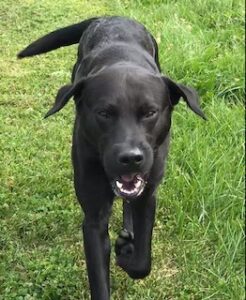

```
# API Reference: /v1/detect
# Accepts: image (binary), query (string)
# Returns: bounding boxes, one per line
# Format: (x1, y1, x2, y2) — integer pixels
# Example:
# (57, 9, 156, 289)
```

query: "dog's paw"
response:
(115, 230, 151, 279)
(115, 229, 134, 257)
(117, 256, 151, 279)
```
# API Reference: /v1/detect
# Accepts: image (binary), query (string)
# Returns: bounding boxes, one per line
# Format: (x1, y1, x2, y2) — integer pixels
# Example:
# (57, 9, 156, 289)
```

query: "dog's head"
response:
(45, 65, 206, 199)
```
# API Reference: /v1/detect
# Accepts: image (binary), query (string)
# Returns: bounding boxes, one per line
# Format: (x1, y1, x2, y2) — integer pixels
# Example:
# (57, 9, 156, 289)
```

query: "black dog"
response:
(18, 16, 206, 300)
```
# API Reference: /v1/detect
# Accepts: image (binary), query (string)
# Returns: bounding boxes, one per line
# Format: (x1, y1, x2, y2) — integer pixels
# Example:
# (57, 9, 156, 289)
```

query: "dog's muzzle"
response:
(112, 173, 146, 199)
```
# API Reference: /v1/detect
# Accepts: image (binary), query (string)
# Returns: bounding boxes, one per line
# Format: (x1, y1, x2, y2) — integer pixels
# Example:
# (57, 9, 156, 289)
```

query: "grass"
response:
(0, 0, 244, 299)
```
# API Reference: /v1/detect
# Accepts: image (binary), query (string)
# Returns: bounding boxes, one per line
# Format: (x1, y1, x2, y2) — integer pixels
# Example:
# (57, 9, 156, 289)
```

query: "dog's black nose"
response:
(118, 148, 144, 166)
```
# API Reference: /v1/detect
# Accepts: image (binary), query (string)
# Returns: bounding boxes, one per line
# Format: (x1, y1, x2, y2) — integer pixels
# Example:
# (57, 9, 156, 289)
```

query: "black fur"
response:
(18, 16, 206, 300)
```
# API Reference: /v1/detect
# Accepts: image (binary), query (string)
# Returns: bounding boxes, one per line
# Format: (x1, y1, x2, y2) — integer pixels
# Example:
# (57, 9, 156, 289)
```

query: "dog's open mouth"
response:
(112, 173, 146, 199)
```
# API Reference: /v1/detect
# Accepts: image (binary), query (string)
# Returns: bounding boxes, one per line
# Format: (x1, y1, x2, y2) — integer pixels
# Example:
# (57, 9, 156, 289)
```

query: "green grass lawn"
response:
(0, 0, 244, 299)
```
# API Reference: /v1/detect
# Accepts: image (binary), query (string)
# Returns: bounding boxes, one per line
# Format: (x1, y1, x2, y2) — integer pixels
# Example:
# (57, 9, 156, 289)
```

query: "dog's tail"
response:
(17, 18, 97, 59)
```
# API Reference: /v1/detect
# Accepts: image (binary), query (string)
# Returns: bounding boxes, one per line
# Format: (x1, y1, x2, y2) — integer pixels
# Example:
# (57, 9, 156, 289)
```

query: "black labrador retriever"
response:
(18, 16, 206, 300)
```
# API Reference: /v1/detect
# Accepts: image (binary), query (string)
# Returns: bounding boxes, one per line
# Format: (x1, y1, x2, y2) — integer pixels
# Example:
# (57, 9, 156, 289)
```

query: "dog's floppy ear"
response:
(163, 76, 206, 120)
(44, 79, 84, 118)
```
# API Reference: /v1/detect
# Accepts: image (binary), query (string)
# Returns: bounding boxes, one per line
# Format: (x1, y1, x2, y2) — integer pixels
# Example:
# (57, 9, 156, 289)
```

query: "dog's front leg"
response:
(82, 205, 112, 300)
(72, 145, 114, 299)
(116, 192, 156, 279)
(131, 194, 156, 278)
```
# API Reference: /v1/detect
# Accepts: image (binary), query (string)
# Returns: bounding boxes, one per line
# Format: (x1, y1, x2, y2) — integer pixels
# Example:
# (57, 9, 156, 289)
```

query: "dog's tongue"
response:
(121, 174, 136, 183)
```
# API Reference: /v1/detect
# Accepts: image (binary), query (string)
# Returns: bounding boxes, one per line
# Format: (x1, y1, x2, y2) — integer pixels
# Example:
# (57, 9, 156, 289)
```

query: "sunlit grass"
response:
(0, 0, 244, 299)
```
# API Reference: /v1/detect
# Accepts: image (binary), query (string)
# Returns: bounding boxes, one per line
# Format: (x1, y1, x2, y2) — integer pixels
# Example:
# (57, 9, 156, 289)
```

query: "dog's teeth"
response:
(116, 181, 123, 189)
(135, 180, 141, 188)
(123, 189, 131, 195)
(137, 186, 144, 196)
(113, 177, 146, 198)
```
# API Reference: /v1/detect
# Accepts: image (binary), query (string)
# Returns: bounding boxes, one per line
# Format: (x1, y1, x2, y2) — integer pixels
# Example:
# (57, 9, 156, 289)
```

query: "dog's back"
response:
(76, 17, 159, 78)
(79, 17, 155, 55)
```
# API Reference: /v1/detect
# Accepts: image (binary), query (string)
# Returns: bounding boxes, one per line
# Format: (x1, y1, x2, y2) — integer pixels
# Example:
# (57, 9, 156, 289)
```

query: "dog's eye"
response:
(143, 110, 158, 119)
(97, 110, 111, 119)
